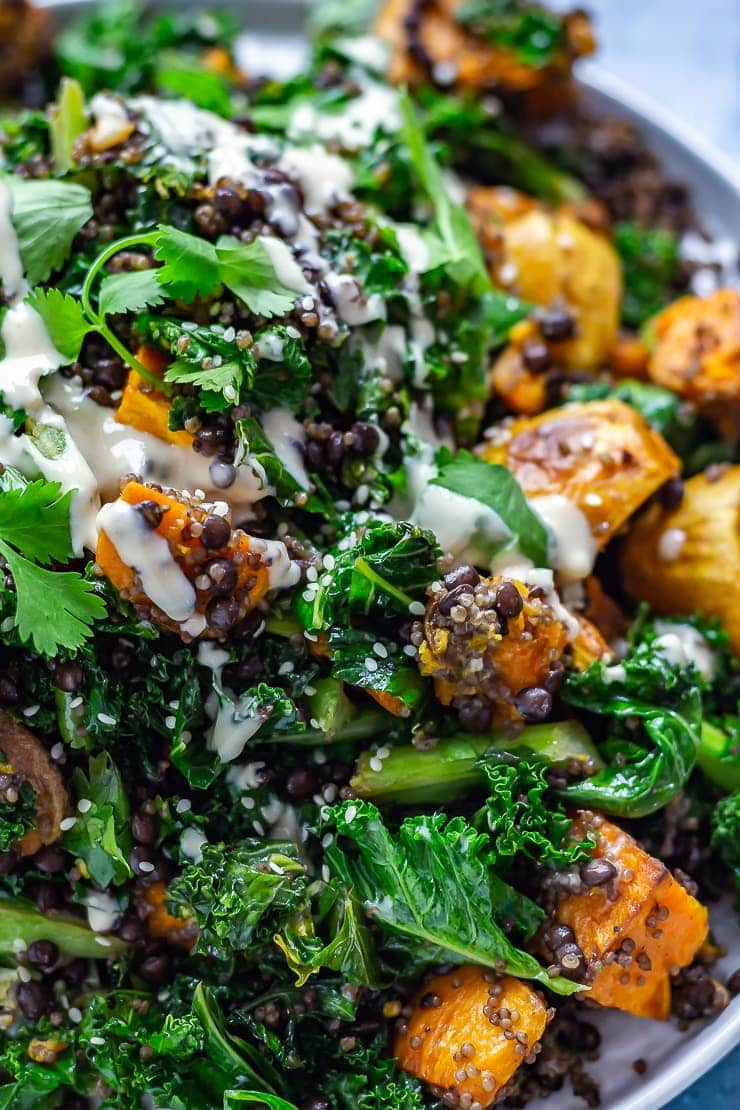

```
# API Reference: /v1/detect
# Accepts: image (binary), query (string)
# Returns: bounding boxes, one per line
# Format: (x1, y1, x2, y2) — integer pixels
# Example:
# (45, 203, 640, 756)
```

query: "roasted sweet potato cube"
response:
(96, 480, 281, 639)
(479, 400, 679, 549)
(115, 347, 193, 447)
(552, 814, 708, 1020)
(395, 965, 548, 1106)
(621, 466, 740, 653)
(141, 881, 198, 950)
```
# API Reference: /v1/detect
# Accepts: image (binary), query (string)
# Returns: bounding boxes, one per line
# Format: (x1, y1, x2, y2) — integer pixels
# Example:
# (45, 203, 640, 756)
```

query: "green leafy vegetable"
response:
(711, 792, 739, 904)
(325, 799, 583, 994)
(50, 77, 87, 173)
(25, 286, 92, 362)
(0, 477, 105, 656)
(0, 898, 127, 956)
(275, 886, 381, 988)
(0, 758, 36, 852)
(614, 221, 680, 327)
(98, 268, 167, 317)
(432, 448, 549, 566)
(63, 752, 133, 886)
(2, 176, 93, 286)
(458, 1, 566, 68)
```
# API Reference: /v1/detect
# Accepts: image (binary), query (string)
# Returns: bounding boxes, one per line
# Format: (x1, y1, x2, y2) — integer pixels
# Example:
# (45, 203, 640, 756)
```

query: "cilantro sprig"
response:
(0, 474, 105, 656)
(26, 224, 301, 392)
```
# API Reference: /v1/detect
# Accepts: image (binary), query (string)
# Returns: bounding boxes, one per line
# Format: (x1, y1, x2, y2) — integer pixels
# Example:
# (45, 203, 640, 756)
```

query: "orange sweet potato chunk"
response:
(395, 965, 547, 1106)
(554, 814, 708, 1019)
(141, 881, 198, 950)
(96, 481, 271, 637)
(479, 400, 679, 549)
(115, 347, 193, 448)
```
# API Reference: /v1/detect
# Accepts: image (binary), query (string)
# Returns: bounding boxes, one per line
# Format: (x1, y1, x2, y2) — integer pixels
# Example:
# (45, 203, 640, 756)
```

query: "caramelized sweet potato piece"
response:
(0, 710, 69, 856)
(551, 814, 708, 1019)
(476, 201, 621, 370)
(96, 480, 288, 639)
(569, 614, 612, 672)
(648, 289, 740, 432)
(395, 965, 547, 1106)
(621, 465, 740, 653)
(116, 348, 193, 447)
(417, 575, 569, 726)
(479, 400, 679, 549)
(375, 0, 593, 94)
(141, 881, 198, 950)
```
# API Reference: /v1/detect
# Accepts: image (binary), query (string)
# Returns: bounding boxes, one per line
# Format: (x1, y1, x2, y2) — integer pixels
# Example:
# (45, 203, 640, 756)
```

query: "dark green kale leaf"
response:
(294, 518, 440, 633)
(328, 628, 429, 716)
(458, 1, 566, 69)
(711, 792, 740, 905)
(274, 884, 381, 988)
(477, 756, 595, 869)
(0, 759, 36, 853)
(316, 1034, 427, 1109)
(325, 799, 582, 994)
(167, 840, 308, 964)
(63, 752, 133, 887)
(614, 220, 680, 327)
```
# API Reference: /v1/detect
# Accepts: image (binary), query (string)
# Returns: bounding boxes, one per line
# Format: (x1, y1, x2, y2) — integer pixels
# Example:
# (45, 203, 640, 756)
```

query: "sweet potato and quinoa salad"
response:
(0, 1, 738, 1106)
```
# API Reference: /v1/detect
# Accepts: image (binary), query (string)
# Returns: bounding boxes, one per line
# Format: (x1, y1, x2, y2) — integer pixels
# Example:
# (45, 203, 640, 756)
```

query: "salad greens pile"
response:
(0, 1, 737, 1107)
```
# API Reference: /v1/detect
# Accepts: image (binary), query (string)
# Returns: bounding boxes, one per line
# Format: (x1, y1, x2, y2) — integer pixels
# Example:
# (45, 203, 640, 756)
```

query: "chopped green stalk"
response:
(473, 130, 588, 205)
(697, 721, 740, 791)
(0, 898, 127, 957)
(50, 77, 87, 173)
(55, 688, 92, 749)
(307, 677, 356, 740)
(351, 720, 601, 805)
(261, 707, 389, 746)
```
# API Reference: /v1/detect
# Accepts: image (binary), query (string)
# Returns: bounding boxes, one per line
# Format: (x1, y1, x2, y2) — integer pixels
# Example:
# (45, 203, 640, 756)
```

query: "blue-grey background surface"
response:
(560, 0, 740, 1104)
(554, 0, 740, 162)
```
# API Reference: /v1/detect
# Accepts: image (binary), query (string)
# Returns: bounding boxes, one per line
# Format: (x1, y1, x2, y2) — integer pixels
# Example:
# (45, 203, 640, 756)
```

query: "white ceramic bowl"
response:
(35, 2, 740, 1105)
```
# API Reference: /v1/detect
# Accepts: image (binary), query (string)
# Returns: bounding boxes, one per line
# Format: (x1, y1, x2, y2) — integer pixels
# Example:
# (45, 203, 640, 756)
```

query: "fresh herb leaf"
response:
(399, 92, 492, 295)
(711, 792, 739, 905)
(24, 286, 92, 362)
(433, 448, 549, 566)
(458, 1, 565, 69)
(154, 225, 222, 301)
(0, 543, 105, 656)
(325, 799, 582, 994)
(2, 176, 93, 286)
(216, 236, 298, 318)
(614, 221, 679, 328)
(63, 752, 133, 886)
(155, 52, 233, 116)
(98, 268, 167, 317)
(0, 477, 75, 564)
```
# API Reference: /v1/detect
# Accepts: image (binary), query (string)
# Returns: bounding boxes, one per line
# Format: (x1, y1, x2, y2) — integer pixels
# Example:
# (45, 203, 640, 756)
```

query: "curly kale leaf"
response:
(711, 792, 740, 904)
(294, 518, 440, 633)
(317, 1034, 426, 1109)
(167, 840, 308, 964)
(328, 627, 429, 715)
(478, 757, 594, 870)
(274, 884, 381, 988)
(325, 799, 582, 994)
(0, 763, 36, 853)
(613, 220, 680, 327)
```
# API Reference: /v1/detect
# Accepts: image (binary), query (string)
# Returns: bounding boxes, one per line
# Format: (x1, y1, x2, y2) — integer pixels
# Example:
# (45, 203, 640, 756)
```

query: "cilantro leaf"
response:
(398, 93, 491, 295)
(98, 268, 167, 317)
(64, 752, 133, 886)
(24, 286, 92, 363)
(215, 236, 297, 317)
(3, 176, 93, 285)
(154, 225, 222, 301)
(0, 477, 75, 563)
(433, 448, 549, 566)
(325, 799, 582, 994)
(0, 540, 106, 656)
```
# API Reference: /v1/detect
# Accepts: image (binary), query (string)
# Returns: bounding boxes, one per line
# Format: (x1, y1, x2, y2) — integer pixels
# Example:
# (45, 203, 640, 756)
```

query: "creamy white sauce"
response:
(354, 323, 408, 384)
(206, 688, 269, 763)
(0, 178, 25, 302)
(85, 890, 120, 934)
(407, 455, 512, 560)
(43, 375, 271, 524)
(258, 235, 310, 293)
(289, 83, 400, 152)
(180, 827, 208, 863)
(89, 92, 132, 149)
(261, 408, 310, 490)
(602, 663, 627, 684)
(225, 760, 266, 792)
(489, 553, 581, 641)
(0, 302, 66, 411)
(250, 535, 301, 591)
(96, 500, 197, 622)
(277, 145, 354, 214)
(657, 527, 687, 562)
(324, 272, 386, 326)
(653, 620, 716, 680)
(394, 224, 431, 273)
(331, 36, 390, 73)
(528, 494, 598, 581)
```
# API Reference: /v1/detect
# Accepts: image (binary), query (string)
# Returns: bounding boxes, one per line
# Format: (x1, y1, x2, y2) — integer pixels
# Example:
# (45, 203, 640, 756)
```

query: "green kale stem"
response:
(697, 721, 740, 791)
(351, 720, 601, 805)
(80, 230, 165, 390)
(0, 898, 128, 957)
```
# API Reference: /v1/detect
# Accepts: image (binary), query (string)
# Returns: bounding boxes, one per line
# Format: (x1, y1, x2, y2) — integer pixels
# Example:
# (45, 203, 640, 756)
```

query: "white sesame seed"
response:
(252, 820, 265, 836)
(50, 742, 64, 760)
(364, 657, 379, 672)
(323, 784, 337, 802)
(241, 796, 255, 810)
(373, 642, 388, 659)
(302, 590, 316, 603)
(408, 601, 425, 616)
(89, 1036, 106, 1046)
(303, 685, 316, 697)
(369, 757, 383, 773)
(59, 817, 77, 832)
(97, 712, 116, 727)
(175, 799, 192, 813)
(138, 861, 155, 873)
(77, 799, 92, 814)
(323, 554, 336, 571)
(321, 833, 334, 847)
(309, 717, 320, 729)
(313, 748, 327, 764)
(344, 804, 357, 823)
(68, 1007, 83, 1024)
(403, 644, 417, 657)
(164, 715, 177, 730)
(94, 936, 112, 947)
(376, 746, 391, 759)
(18, 966, 31, 982)
(321, 865, 331, 883)
(278, 661, 294, 675)
(69, 696, 83, 710)
(306, 566, 318, 582)
(22, 705, 39, 717)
